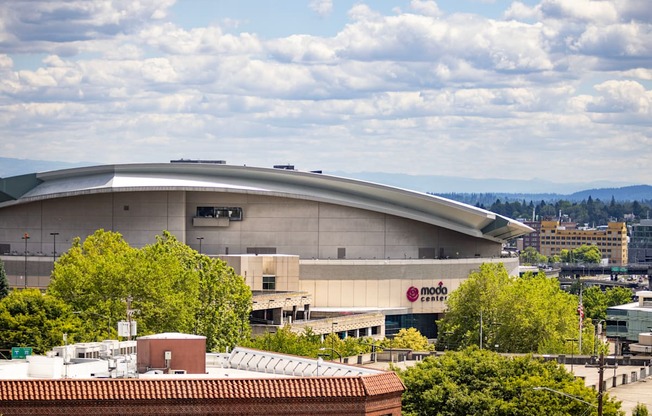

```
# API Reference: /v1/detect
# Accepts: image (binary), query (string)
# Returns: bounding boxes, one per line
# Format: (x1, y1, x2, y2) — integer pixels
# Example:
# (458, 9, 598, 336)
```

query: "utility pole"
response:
(578, 282, 583, 353)
(586, 349, 615, 416)
(597, 351, 604, 416)
(479, 309, 483, 350)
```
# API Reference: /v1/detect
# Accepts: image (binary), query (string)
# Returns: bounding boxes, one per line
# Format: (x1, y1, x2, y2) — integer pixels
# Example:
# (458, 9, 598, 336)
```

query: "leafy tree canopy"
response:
(47, 229, 251, 351)
(244, 326, 374, 359)
(582, 286, 633, 322)
(438, 263, 591, 354)
(0, 289, 82, 354)
(399, 347, 623, 416)
(560, 245, 602, 264)
(0, 259, 9, 300)
(381, 327, 433, 351)
(520, 246, 548, 266)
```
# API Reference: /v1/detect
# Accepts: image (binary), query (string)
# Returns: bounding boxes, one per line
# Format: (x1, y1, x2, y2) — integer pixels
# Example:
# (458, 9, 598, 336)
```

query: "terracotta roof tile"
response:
(0, 373, 404, 402)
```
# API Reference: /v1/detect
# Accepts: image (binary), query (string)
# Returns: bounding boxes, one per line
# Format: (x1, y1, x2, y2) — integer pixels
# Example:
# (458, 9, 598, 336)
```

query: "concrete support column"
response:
(272, 307, 282, 325)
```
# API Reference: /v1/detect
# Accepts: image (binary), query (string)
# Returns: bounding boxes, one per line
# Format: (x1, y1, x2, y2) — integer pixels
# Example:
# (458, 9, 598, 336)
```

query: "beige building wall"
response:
(300, 257, 519, 312)
(218, 254, 518, 315)
(1, 190, 506, 289)
(218, 254, 301, 292)
(186, 191, 501, 260)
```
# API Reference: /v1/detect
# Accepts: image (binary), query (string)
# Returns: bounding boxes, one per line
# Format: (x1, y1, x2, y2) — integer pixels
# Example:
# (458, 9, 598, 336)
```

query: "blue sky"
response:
(0, 0, 650, 185)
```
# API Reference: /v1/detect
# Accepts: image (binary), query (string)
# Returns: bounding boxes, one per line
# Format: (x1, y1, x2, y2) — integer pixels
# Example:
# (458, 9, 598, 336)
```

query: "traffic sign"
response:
(11, 347, 33, 359)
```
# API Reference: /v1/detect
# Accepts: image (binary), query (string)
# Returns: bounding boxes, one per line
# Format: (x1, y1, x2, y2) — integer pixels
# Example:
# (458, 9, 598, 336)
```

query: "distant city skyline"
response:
(1, 0, 650, 185)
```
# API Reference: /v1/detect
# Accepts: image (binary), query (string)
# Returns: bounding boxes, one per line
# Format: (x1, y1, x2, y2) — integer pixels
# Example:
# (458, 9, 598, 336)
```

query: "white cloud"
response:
(309, 0, 333, 18)
(409, 0, 442, 18)
(586, 80, 651, 114)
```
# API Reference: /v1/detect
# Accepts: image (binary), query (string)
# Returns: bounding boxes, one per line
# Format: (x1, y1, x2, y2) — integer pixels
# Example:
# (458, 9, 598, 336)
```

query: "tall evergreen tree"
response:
(0, 260, 9, 300)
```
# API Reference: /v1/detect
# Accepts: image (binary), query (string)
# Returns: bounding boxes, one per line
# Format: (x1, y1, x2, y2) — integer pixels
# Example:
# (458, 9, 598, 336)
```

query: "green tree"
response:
(0, 259, 9, 300)
(245, 327, 374, 359)
(582, 286, 607, 321)
(48, 229, 251, 351)
(582, 286, 632, 322)
(399, 347, 623, 416)
(0, 289, 82, 354)
(520, 247, 547, 265)
(246, 326, 321, 357)
(438, 264, 586, 354)
(605, 287, 633, 308)
(574, 245, 602, 264)
(381, 328, 433, 351)
(560, 245, 602, 264)
(632, 403, 649, 416)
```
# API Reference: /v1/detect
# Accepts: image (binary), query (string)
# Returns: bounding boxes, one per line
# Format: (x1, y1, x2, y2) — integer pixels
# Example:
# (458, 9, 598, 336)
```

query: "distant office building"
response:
(629, 219, 652, 264)
(606, 290, 652, 354)
(539, 220, 628, 264)
(521, 221, 542, 252)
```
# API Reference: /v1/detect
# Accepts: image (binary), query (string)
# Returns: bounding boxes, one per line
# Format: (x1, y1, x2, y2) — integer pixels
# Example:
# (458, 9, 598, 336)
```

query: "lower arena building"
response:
(0, 163, 531, 338)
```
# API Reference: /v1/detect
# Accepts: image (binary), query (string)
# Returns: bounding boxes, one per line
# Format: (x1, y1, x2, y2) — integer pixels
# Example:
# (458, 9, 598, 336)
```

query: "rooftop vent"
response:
(171, 159, 226, 164)
(273, 165, 295, 170)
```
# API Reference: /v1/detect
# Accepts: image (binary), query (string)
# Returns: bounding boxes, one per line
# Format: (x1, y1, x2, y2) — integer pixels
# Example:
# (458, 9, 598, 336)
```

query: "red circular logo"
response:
(406, 286, 419, 302)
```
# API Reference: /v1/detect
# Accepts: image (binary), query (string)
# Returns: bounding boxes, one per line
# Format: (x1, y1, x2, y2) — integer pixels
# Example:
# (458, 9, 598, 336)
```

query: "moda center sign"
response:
(406, 281, 448, 303)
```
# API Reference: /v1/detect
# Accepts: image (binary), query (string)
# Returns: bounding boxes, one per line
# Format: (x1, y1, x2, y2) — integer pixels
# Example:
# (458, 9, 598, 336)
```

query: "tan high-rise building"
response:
(539, 220, 628, 264)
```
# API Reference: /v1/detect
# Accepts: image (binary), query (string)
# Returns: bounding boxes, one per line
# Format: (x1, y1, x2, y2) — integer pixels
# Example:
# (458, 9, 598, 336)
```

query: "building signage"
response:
(406, 281, 448, 303)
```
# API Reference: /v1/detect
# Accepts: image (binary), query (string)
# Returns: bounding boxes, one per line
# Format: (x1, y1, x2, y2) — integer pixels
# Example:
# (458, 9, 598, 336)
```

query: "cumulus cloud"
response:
(409, 0, 442, 18)
(0, 0, 650, 185)
(586, 80, 651, 114)
(309, 0, 333, 18)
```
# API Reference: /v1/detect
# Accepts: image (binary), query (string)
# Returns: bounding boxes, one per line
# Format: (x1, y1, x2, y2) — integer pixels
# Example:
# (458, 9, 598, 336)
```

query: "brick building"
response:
(0, 373, 404, 416)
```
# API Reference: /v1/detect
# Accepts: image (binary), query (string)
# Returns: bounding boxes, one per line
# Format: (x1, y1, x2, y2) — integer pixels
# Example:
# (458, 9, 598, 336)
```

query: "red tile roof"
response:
(0, 373, 404, 402)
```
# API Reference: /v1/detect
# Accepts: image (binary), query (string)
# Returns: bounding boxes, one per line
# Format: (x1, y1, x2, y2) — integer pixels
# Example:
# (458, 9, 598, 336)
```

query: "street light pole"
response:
(22, 233, 30, 288)
(331, 321, 338, 361)
(197, 237, 204, 254)
(50, 232, 59, 263)
(566, 338, 578, 372)
(479, 309, 483, 350)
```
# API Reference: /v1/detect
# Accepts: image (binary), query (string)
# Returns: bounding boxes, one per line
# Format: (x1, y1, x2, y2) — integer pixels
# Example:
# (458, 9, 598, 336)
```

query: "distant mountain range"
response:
(1, 158, 650, 201)
(0, 157, 91, 177)
(332, 171, 641, 195)
(436, 185, 652, 206)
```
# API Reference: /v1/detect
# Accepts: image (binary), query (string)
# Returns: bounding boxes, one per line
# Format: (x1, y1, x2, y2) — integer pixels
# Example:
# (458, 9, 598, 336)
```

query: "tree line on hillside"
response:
(487, 197, 649, 224)
(436, 193, 651, 225)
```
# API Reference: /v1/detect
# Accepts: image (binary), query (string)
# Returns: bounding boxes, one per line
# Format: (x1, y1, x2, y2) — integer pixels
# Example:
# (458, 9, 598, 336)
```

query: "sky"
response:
(0, 0, 651, 185)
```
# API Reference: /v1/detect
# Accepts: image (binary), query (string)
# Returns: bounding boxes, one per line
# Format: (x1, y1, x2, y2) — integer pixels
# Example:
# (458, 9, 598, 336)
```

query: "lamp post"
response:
(319, 347, 342, 363)
(22, 233, 30, 288)
(566, 338, 578, 372)
(197, 237, 204, 254)
(331, 321, 338, 361)
(594, 319, 605, 356)
(479, 309, 483, 349)
(50, 232, 59, 263)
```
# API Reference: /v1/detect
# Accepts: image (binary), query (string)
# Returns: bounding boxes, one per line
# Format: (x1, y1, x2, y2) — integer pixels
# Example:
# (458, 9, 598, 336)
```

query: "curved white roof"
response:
(0, 163, 532, 242)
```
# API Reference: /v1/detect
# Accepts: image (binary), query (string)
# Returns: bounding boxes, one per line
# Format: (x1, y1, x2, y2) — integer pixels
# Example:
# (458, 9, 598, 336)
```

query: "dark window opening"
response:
(337, 247, 346, 259)
(247, 247, 277, 255)
(262, 275, 276, 291)
(196, 206, 243, 221)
